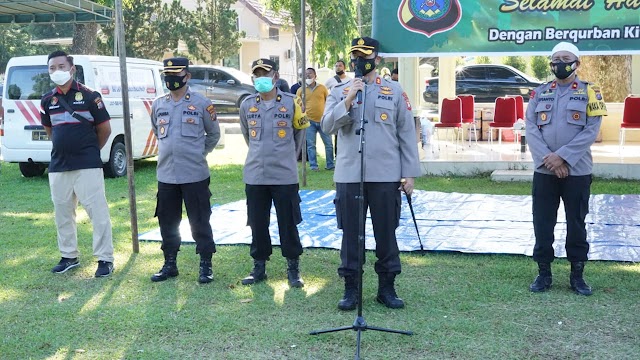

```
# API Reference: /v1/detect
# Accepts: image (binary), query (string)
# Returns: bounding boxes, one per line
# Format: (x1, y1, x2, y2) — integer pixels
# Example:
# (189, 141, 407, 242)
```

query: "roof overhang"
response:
(0, 0, 113, 24)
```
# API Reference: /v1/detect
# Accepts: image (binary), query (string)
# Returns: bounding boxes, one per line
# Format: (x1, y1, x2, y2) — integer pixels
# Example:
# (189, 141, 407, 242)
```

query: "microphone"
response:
(354, 67, 363, 104)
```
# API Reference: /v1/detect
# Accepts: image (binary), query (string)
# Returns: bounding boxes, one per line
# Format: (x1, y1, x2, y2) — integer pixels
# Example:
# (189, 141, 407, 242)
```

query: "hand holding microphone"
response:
(354, 65, 363, 104)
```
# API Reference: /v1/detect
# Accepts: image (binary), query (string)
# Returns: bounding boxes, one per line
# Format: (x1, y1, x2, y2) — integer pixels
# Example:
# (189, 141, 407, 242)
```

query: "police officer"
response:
(239, 58, 309, 288)
(150, 57, 221, 284)
(321, 37, 421, 310)
(526, 42, 607, 296)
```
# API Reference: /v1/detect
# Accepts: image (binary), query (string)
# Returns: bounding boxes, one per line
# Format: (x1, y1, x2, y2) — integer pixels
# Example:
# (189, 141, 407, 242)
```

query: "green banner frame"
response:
(372, 0, 640, 56)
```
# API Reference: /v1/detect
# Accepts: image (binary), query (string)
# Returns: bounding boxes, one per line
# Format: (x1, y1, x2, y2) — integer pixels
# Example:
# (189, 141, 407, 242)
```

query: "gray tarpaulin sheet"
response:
(139, 190, 640, 262)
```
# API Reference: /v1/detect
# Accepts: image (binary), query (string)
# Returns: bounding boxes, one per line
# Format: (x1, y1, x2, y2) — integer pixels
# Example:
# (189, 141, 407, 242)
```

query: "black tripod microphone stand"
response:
(309, 82, 413, 360)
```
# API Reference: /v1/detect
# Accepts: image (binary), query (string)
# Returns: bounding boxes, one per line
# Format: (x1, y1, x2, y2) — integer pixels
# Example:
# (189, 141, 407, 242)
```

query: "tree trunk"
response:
(71, 23, 98, 54)
(578, 55, 632, 103)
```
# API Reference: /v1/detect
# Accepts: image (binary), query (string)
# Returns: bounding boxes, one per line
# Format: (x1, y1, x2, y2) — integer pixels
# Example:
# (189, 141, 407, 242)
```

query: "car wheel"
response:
(104, 141, 127, 178)
(18, 162, 46, 177)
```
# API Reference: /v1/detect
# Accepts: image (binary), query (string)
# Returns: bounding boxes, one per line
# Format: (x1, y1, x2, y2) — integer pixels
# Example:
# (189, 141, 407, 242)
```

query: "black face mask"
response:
(335, 70, 345, 76)
(551, 61, 577, 80)
(351, 57, 376, 77)
(165, 74, 188, 91)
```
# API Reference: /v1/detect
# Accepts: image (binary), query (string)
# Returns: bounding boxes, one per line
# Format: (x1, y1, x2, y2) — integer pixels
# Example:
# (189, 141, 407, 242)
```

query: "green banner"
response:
(372, 0, 640, 56)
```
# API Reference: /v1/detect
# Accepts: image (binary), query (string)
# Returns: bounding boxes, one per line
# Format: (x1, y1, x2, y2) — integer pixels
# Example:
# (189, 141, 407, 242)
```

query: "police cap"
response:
(162, 57, 189, 74)
(350, 37, 379, 55)
(251, 58, 277, 74)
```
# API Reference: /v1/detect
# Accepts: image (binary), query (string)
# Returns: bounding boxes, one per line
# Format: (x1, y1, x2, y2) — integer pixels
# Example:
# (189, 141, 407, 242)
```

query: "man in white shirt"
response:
(324, 60, 350, 90)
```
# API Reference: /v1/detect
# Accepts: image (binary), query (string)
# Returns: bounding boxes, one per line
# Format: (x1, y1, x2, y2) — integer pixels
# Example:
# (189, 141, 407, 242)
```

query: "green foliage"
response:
(359, 0, 373, 37)
(267, 0, 357, 68)
(531, 55, 550, 80)
(0, 25, 48, 73)
(184, 0, 244, 64)
(476, 56, 491, 64)
(503, 56, 527, 72)
(97, 0, 184, 59)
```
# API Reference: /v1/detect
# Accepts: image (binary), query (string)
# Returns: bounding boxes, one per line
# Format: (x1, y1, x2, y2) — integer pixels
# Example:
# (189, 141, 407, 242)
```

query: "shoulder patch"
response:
(206, 104, 216, 118)
(402, 92, 412, 111)
(586, 84, 607, 117)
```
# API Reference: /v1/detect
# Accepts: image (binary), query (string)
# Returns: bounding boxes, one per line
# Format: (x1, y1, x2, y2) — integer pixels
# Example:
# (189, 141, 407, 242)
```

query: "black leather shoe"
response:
(241, 260, 267, 285)
(529, 262, 552, 292)
(529, 275, 552, 292)
(198, 261, 213, 284)
(570, 261, 592, 296)
(286, 258, 304, 288)
(376, 273, 405, 309)
(338, 276, 358, 311)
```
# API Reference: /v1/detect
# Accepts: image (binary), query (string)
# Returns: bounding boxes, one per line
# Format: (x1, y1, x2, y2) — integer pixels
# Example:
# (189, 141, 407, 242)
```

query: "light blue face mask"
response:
(254, 76, 275, 93)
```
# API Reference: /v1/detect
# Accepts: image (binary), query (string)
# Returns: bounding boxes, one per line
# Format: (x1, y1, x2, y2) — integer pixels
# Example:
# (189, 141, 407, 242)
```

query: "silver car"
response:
(188, 65, 255, 113)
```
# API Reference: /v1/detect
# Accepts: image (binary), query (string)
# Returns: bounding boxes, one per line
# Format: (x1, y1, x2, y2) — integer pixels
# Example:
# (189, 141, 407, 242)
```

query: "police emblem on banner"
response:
(398, 0, 462, 38)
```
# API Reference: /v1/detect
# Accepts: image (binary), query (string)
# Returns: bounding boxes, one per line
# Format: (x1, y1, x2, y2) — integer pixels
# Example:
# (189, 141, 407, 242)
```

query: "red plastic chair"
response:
(620, 95, 640, 152)
(506, 95, 525, 120)
(434, 97, 463, 153)
(489, 97, 517, 148)
(458, 94, 477, 146)
(506, 95, 525, 143)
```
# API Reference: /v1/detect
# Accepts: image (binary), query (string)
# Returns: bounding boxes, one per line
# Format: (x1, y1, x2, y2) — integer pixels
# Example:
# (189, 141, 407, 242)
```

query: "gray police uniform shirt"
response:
(321, 76, 421, 183)
(150, 87, 221, 184)
(525, 77, 607, 176)
(239, 90, 305, 185)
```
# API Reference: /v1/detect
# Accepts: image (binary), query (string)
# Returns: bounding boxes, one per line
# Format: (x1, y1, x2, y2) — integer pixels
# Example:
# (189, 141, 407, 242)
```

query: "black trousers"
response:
(155, 178, 216, 255)
(335, 182, 402, 277)
(532, 172, 591, 263)
(245, 184, 303, 260)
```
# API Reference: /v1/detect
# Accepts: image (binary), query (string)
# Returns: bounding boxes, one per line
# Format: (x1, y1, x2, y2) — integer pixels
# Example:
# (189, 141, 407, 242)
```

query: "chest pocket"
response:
(272, 117, 292, 141)
(374, 99, 395, 126)
(566, 101, 587, 126)
(247, 117, 262, 141)
(156, 118, 170, 139)
(181, 114, 201, 137)
(535, 102, 553, 126)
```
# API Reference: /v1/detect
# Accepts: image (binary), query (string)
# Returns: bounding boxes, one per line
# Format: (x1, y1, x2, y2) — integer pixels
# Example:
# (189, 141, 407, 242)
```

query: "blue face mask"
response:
(254, 76, 275, 93)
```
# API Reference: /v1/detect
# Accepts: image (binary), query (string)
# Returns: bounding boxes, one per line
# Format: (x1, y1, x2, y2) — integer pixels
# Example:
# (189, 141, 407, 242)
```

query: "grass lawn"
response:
(0, 159, 638, 359)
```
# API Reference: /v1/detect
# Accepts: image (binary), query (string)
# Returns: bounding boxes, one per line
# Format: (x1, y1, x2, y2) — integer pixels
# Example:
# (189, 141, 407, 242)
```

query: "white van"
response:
(0, 55, 164, 177)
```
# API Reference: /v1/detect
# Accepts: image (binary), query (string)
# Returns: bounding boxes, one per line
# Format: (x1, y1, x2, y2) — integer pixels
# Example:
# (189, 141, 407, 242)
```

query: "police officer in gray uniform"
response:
(322, 37, 421, 310)
(526, 42, 607, 296)
(239, 58, 310, 288)
(150, 57, 221, 284)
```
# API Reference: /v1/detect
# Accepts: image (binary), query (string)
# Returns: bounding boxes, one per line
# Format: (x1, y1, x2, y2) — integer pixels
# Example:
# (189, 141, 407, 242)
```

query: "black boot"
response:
(376, 273, 405, 309)
(286, 258, 304, 288)
(529, 262, 552, 292)
(570, 261, 592, 296)
(151, 252, 179, 282)
(338, 275, 358, 311)
(241, 260, 267, 285)
(198, 253, 213, 284)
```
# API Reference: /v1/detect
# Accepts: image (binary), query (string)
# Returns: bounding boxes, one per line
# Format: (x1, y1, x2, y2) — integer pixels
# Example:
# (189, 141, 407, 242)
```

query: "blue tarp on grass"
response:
(139, 190, 640, 262)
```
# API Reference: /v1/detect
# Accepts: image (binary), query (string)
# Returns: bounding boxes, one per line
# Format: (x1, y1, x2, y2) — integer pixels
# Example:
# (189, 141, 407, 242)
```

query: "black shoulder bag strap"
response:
(56, 95, 94, 127)
(334, 75, 342, 83)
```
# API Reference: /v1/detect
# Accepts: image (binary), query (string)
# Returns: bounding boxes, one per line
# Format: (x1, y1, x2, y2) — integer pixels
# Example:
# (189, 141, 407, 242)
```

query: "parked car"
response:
(187, 65, 255, 113)
(423, 64, 542, 104)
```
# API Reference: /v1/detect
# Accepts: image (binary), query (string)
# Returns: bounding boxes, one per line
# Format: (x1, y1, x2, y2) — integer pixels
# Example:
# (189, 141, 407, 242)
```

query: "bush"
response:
(503, 56, 527, 72)
(476, 56, 491, 64)
(531, 56, 550, 80)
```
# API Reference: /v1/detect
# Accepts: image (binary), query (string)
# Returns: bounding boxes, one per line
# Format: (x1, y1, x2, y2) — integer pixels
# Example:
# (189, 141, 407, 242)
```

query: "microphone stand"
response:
(310, 80, 413, 360)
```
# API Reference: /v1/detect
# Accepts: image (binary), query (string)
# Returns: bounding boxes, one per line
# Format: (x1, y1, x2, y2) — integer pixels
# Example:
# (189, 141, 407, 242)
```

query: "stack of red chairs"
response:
(458, 94, 477, 147)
